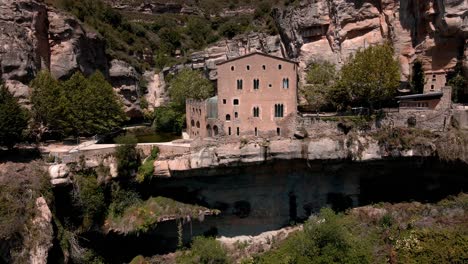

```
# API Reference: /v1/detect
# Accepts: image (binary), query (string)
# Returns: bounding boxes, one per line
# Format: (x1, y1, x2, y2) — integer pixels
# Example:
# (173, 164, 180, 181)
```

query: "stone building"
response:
(424, 70, 447, 93)
(186, 52, 298, 138)
(397, 86, 452, 110)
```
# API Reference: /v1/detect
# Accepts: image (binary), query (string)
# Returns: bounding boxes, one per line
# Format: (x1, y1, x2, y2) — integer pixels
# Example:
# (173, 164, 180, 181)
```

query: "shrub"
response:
(73, 172, 106, 230)
(0, 85, 29, 148)
(136, 147, 159, 183)
(153, 106, 186, 133)
(177, 236, 231, 264)
(256, 208, 372, 264)
(114, 134, 140, 179)
(108, 183, 141, 218)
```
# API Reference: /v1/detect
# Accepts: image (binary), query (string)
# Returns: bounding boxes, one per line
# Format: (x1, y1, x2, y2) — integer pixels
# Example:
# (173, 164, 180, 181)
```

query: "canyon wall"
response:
(274, 0, 467, 83)
(0, 0, 466, 117)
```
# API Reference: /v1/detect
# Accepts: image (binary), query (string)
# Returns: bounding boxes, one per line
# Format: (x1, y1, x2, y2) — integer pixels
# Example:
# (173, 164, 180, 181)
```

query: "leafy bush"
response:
(153, 106, 185, 133)
(177, 236, 231, 264)
(108, 183, 142, 218)
(73, 172, 106, 230)
(136, 147, 159, 183)
(255, 208, 372, 264)
(30, 71, 126, 139)
(114, 134, 141, 179)
(0, 85, 29, 148)
(169, 69, 215, 111)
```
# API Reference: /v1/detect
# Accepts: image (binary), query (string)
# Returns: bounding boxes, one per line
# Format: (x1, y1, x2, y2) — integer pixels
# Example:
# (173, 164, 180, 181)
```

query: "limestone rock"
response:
(29, 197, 53, 264)
(143, 70, 168, 110)
(0, 0, 49, 82)
(109, 60, 142, 118)
(183, 33, 284, 81)
(5, 80, 31, 107)
(274, 0, 467, 84)
(48, 164, 69, 179)
(48, 9, 108, 80)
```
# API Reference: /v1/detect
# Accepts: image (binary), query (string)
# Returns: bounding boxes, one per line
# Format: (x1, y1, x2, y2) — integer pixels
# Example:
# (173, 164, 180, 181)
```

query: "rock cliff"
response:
(274, 0, 468, 82)
(0, 0, 141, 117)
(1, 0, 466, 118)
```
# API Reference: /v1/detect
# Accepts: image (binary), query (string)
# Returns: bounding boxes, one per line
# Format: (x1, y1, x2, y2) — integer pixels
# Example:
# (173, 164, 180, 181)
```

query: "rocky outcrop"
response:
(109, 59, 142, 118)
(0, 0, 49, 82)
(274, 0, 467, 83)
(28, 197, 53, 264)
(153, 136, 436, 177)
(183, 33, 284, 80)
(104, 1, 201, 15)
(48, 9, 108, 80)
(143, 70, 168, 110)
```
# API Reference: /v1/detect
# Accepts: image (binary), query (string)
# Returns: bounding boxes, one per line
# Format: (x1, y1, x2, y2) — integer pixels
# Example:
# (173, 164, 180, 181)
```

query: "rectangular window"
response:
(274, 104, 284, 118)
(233, 99, 239, 105)
(223, 99, 227, 104)
(255, 128, 258, 136)
(237, 79, 243, 90)
(228, 127, 231, 135)
(277, 128, 281, 136)
(253, 79, 260, 90)
(282, 78, 289, 89)
(237, 127, 240, 136)
(253, 107, 259, 117)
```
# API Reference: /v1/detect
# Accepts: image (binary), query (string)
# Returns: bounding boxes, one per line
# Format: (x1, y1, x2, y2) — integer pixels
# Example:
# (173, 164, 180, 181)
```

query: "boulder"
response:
(109, 60, 142, 118)
(48, 164, 69, 179)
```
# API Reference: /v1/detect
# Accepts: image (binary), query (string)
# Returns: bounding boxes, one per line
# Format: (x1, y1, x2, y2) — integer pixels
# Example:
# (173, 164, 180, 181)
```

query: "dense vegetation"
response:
(152, 69, 215, 133)
(45, 0, 287, 72)
(30, 71, 126, 140)
(0, 85, 29, 149)
(302, 44, 400, 112)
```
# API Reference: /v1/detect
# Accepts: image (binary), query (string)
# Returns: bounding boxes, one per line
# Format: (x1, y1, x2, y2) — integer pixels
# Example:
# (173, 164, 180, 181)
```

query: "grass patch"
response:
(105, 197, 220, 234)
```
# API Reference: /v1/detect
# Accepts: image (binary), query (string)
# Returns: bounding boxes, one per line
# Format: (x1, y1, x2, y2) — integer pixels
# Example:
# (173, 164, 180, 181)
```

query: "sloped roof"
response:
(396, 92, 443, 100)
(216, 52, 297, 66)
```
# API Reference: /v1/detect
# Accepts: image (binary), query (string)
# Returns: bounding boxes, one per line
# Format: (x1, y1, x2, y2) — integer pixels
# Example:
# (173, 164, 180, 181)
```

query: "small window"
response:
(277, 127, 281, 136)
(226, 114, 231, 121)
(253, 79, 260, 90)
(262, 65, 266, 70)
(274, 104, 284, 118)
(431, 85, 434, 90)
(196, 121, 200, 128)
(282, 78, 289, 89)
(253, 107, 260, 117)
(228, 127, 231, 135)
(237, 127, 240, 136)
(223, 99, 227, 104)
(235, 112, 238, 118)
(255, 127, 258, 136)
(191, 120, 195, 126)
(231, 66, 235, 71)
(278, 64, 282, 70)
(233, 99, 239, 105)
(237, 79, 243, 90)
(433, 74, 436, 78)
(269, 84, 272, 88)
(247, 65, 250, 70)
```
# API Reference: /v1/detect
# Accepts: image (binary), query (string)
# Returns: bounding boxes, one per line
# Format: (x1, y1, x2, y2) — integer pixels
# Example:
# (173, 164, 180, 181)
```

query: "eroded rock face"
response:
(48, 9, 108, 80)
(109, 59, 142, 118)
(0, 0, 49, 82)
(186, 33, 284, 80)
(275, 0, 467, 83)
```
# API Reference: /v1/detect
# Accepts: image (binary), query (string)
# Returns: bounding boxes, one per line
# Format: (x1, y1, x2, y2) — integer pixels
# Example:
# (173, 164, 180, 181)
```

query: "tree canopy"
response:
(303, 61, 337, 112)
(333, 44, 400, 110)
(0, 85, 29, 148)
(168, 69, 214, 111)
(30, 71, 126, 139)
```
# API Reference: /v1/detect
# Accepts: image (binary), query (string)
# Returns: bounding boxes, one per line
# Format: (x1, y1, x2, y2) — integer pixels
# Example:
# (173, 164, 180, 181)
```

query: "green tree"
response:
(411, 60, 425, 94)
(114, 134, 140, 179)
(448, 74, 467, 103)
(176, 236, 230, 264)
(0, 85, 29, 148)
(73, 172, 106, 230)
(30, 71, 126, 139)
(169, 69, 214, 112)
(334, 44, 400, 110)
(30, 71, 71, 139)
(303, 61, 337, 112)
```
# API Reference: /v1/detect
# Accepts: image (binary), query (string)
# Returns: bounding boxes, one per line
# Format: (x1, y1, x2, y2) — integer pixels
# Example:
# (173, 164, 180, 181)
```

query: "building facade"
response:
(186, 52, 298, 138)
(424, 70, 447, 93)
